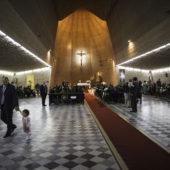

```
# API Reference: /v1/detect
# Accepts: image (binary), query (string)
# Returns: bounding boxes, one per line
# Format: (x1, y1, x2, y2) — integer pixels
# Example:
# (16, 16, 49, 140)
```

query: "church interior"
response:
(0, 0, 170, 169)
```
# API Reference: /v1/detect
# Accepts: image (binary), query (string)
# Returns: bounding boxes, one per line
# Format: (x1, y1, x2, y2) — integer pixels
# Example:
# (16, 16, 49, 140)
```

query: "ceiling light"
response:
(0, 67, 51, 76)
(16, 67, 51, 76)
(118, 43, 170, 66)
(117, 65, 170, 74)
(0, 30, 6, 36)
(0, 30, 51, 67)
(152, 67, 170, 73)
(117, 65, 149, 73)
(0, 70, 14, 76)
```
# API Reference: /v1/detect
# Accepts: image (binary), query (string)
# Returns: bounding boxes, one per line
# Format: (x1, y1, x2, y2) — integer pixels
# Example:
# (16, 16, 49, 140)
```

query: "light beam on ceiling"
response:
(16, 67, 51, 75)
(0, 70, 14, 76)
(0, 30, 51, 67)
(0, 67, 51, 76)
(117, 43, 170, 66)
(117, 65, 170, 73)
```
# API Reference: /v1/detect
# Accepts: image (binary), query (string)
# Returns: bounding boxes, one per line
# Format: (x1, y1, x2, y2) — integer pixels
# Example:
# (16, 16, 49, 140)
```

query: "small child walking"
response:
(20, 109, 31, 141)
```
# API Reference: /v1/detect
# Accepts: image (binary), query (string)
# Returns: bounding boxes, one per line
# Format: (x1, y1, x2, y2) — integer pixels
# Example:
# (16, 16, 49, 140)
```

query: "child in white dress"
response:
(21, 109, 31, 141)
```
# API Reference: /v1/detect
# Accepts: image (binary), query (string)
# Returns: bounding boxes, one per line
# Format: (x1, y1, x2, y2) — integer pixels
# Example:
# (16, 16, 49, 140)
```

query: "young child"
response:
(20, 109, 31, 141)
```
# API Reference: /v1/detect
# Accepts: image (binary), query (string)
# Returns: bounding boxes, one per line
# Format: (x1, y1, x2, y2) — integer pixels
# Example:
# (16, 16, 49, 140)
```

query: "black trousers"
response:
(41, 95, 47, 105)
(1, 105, 15, 133)
(131, 95, 138, 112)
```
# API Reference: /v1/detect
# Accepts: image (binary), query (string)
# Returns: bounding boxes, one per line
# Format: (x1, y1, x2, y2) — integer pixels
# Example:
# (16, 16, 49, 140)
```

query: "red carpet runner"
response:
(85, 93, 170, 170)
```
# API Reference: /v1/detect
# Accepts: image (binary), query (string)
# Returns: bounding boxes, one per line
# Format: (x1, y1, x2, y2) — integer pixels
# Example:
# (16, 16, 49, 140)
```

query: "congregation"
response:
(94, 77, 170, 112)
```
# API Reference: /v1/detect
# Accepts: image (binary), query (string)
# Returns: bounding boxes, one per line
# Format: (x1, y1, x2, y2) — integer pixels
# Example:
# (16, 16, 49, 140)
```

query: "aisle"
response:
(0, 97, 119, 170)
(85, 93, 170, 170)
(107, 95, 170, 152)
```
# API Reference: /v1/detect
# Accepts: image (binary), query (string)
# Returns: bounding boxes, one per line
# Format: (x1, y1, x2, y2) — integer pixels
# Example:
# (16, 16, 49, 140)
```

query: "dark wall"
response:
(8, 0, 57, 50)
(53, 0, 115, 20)
(107, 0, 170, 64)
(0, 0, 58, 65)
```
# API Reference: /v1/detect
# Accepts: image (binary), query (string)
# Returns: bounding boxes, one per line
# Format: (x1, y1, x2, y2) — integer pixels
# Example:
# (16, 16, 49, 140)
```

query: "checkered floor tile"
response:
(107, 95, 170, 153)
(0, 97, 120, 170)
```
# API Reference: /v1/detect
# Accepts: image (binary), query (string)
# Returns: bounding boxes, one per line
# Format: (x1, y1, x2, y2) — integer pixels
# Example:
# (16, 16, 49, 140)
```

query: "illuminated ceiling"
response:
(0, 0, 118, 72)
(0, 0, 54, 72)
(119, 43, 170, 70)
(0, 0, 170, 73)
(0, 38, 44, 72)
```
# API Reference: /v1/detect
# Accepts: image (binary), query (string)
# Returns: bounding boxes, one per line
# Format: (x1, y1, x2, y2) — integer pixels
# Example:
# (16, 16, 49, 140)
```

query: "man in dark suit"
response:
(0, 77, 19, 138)
(130, 77, 140, 112)
(40, 82, 48, 106)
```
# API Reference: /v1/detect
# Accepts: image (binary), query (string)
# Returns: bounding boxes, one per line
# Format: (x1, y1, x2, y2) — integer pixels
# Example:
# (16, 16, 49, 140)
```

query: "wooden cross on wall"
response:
(77, 51, 86, 67)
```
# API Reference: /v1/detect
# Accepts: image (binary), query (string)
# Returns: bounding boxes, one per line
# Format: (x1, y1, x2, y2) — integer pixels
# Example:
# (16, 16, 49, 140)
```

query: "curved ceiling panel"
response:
(0, 33, 45, 72)
(122, 47, 170, 70)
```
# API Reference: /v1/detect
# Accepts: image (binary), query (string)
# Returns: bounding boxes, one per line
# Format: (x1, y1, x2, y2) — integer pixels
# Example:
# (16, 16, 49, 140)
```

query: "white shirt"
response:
(22, 116, 31, 128)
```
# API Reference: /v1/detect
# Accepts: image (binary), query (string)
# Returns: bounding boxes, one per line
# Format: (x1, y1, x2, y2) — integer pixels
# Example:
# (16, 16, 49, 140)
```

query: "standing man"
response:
(0, 77, 19, 138)
(123, 82, 129, 106)
(130, 77, 139, 112)
(40, 82, 48, 106)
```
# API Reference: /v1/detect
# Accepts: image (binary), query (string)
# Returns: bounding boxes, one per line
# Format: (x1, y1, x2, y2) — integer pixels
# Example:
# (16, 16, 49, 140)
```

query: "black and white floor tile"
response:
(0, 97, 120, 170)
(107, 95, 170, 153)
